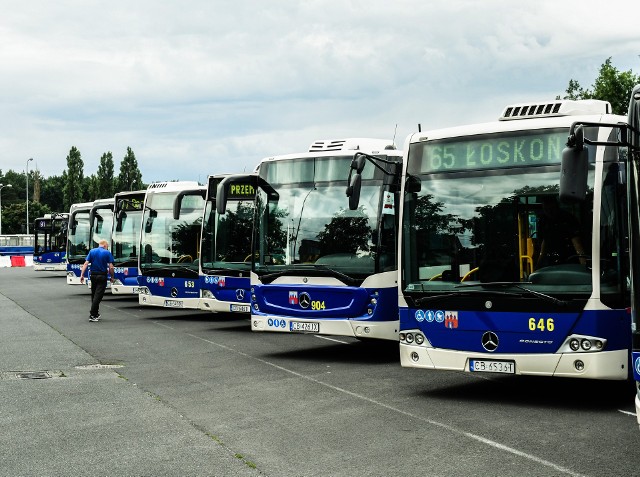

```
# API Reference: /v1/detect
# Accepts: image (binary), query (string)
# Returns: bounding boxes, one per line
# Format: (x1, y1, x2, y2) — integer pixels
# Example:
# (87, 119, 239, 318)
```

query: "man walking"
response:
(79, 239, 115, 322)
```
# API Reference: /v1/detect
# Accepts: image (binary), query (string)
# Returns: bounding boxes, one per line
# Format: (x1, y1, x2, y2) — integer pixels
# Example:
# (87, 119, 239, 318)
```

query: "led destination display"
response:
(409, 129, 567, 174)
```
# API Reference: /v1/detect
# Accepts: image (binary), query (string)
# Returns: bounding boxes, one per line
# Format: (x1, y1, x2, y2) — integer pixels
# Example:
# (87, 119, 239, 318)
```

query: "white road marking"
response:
(151, 323, 588, 477)
(618, 409, 636, 417)
(313, 335, 350, 344)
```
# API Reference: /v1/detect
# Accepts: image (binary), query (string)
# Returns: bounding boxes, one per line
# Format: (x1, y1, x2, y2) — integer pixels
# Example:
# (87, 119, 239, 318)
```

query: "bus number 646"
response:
(529, 317, 554, 332)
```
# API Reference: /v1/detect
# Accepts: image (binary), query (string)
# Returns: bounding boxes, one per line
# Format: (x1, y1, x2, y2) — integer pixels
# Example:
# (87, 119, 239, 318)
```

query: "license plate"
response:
(290, 321, 319, 333)
(230, 304, 250, 313)
(470, 359, 515, 374)
(164, 299, 183, 308)
(132, 287, 141, 294)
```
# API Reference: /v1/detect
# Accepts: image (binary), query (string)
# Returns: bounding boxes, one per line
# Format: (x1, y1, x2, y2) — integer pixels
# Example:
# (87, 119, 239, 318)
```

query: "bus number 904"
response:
(529, 317, 554, 332)
(311, 301, 326, 310)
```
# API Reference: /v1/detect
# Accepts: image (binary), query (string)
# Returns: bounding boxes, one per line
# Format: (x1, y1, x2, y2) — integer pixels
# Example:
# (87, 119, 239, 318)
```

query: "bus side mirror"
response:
(144, 210, 157, 233)
(216, 179, 230, 215)
(115, 210, 126, 232)
(174, 189, 206, 220)
(347, 173, 362, 210)
(560, 125, 589, 202)
(352, 155, 366, 173)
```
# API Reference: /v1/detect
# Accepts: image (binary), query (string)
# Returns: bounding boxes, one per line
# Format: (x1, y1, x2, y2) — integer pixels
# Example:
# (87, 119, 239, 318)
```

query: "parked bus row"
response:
(36, 86, 640, 428)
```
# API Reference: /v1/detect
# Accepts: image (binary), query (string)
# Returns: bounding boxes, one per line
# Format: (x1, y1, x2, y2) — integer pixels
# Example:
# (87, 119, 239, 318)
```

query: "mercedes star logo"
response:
(299, 292, 311, 309)
(171, 287, 179, 298)
(481, 331, 499, 352)
(236, 289, 245, 301)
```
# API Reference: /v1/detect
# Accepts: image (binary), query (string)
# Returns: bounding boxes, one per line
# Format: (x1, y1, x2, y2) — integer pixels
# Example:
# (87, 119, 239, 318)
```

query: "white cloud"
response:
(0, 0, 639, 186)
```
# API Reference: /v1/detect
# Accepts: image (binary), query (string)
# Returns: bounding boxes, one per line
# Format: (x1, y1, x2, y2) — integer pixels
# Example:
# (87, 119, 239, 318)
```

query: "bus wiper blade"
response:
(260, 265, 359, 285)
(512, 284, 568, 306)
(312, 264, 359, 285)
(142, 265, 199, 277)
(456, 282, 568, 306)
(415, 289, 520, 306)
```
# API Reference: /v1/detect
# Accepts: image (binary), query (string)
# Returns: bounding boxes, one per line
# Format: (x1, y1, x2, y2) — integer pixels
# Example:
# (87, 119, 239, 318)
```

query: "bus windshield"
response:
(140, 192, 203, 271)
(34, 217, 67, 255)
(255, 155, 392, 278)
(91, 210, 113, 249)
(402, 127, 626, 299)
(113, 208, 143, 266)
(67, 210, 91, 261)
(201, 198, 253, 273)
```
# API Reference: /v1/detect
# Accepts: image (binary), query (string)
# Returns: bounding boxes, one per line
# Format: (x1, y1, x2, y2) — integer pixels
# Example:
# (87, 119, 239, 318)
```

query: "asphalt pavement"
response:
(0, 286, 261, 477)
(2, 266, 639, 477)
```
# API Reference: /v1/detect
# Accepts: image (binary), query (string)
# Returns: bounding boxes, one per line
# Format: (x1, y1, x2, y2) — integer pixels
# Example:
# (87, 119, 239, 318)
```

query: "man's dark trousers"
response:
(90, 273, 108, 317)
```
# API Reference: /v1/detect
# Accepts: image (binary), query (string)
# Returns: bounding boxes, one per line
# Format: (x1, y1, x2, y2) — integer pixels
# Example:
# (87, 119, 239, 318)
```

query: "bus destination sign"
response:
(410, 129, 567, 174)
(228, 183, 256, 200)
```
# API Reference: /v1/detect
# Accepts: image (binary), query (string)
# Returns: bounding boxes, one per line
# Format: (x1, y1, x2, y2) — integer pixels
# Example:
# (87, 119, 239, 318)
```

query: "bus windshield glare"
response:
(67, 211, 91, 261)
(201, 197, 253, 272)
(140, 192, 203, 270)
(403, 127, 627, 300)
(255, 155, 393, 277)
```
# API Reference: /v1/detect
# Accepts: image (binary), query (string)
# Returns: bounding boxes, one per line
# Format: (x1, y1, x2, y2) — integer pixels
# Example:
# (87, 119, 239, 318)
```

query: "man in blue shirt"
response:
(80, 240, 115, 322)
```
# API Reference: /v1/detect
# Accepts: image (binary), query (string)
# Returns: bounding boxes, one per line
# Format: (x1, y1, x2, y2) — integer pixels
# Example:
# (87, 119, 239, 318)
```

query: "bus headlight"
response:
(559, 335, 607, 353)
(405, 333, 414, 344)
(414, 333, 425, 345)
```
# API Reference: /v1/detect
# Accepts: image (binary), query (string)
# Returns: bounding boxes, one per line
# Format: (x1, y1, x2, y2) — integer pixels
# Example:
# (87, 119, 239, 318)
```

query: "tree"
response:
(62, 146, 85, 211)
(40, 175, 65, 212)
(2, 201, 51, 234)
(96, 152, 115, 198)
(559, 58, 640, 115)
(117, 147, 143, 192)
(84, 174, 98, 202)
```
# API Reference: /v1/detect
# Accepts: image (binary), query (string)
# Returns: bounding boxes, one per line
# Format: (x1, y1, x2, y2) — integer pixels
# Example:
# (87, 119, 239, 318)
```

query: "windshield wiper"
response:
(260, 265, 359, 285)
(456, 282, 568, 306)
(415, 289, 520, 306)
(141, 265, 199, 277)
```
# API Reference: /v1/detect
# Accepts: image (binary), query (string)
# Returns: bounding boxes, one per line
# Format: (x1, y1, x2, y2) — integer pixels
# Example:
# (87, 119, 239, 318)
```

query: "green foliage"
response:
(559, 58, 640, 115)
(117, 147, 143, 192)
(2, 201, 51, 234)
(62, 146, 85, 211)
(96, 152, 115, 198)
(39, 175, 65, 212)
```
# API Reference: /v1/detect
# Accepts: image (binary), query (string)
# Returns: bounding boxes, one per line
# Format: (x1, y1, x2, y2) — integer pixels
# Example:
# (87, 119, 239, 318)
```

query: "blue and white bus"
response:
(217, 138, 403, 340)
(137, 181, 205, 309)
(198, 174, 254, 314)
(397, 98, 631, 380)
(66, 202, 93, 284)
(33, 213, 68, 271)
(111, 190, 146, 295)
(561, 85, 640, 425)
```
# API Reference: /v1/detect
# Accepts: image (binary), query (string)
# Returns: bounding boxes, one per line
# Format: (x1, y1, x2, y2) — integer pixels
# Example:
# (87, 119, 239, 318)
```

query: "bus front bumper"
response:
(251, 315, 398, 341)
(399, 343, 629, 380)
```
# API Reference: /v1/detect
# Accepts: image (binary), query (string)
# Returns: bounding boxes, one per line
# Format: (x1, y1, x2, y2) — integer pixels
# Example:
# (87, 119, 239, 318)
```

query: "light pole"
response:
(0, 183, 12, 235)
(26, 157, 33, 235)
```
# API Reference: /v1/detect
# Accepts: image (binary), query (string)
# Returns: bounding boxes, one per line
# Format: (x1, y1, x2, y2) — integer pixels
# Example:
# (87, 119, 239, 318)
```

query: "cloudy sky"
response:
(2, 0, 639, 184)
